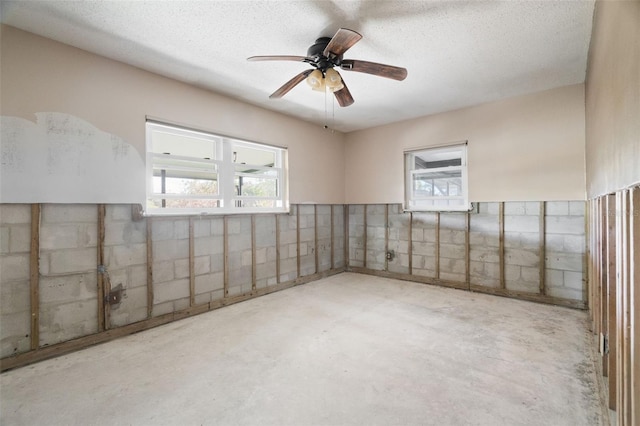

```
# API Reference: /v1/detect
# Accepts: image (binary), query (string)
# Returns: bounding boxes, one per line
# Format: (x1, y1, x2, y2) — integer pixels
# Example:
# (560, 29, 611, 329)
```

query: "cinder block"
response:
(151, 220, 174, 241)
(128, 264, 147, 288)
(210, 218, 224, 236)
(241, 250, 252, 267)
(441, 258, 466, 275)
(0, 311, 31, 358)
(194, 292, 211, 305)
(107, 205, 132, 221)
(228, 233, 251, 251)
(412, 241, 435, 256)
(564, 271, 584, 290)
(39, 299, 98, 346)
(152, 261, 175, 284)
(569, 201, 586, 216)
(174, 258, 190, 279)
(193, 256, 211, 276)
(545, 269, 564, 287)
(174, 220, 189, 240)
(40, 272, 97, 304)
(546, 252, 583, 272)
(525, 202, 541, 215)
(195, 272, 223, 294)
(563, 235, 586, 253)
(440, 243, 464, 260)
(227, 218, 242, 235)
(153, 300, 175, 317)
(546, 216, 585, 236)
(520, 266, 539, 283)
(546, 201, 569, 216)
(414, 268, 435, 278)
(154, 278, 189, 304)
(111, 243, 146, 268)
(193, 219, 211, 238)
(469, 248, 499, 263)
(194, 236, 223, 256)
(504, 248, 539, 268)
(545, 234, 564, 251)
(470, 215, 498, 233)
(104, 221, 146, 246)
(504, 202, 526, 215)
(504, 215, 539, 233)
(7, 225, 30, 253)
(411, 228, 424, 242)
(1, 227, 10, 254)
(43, 204, 96, 224)
(40, 224, 80, 250)
(0, 278, 30, 315)
(0, 205, 31, 224)
(256, 247, 267, 264)
(547, 286, 583, 301)
(49, 248, 97, 274)
(152, 239, 189, 262)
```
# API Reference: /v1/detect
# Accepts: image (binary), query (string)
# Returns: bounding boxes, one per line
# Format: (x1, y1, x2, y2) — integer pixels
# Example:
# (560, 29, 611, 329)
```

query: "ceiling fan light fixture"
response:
(306, 69, 324, 90)
(324, 68, 344, 92)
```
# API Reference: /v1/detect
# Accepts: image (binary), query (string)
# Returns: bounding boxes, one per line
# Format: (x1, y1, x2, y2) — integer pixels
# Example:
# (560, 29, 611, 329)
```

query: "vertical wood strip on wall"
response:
(146, 217, 153, 318)
(189, 217, 195, 306)
(296, 205, 301, 278)
(363, 205, 368, 269)
(539, 201, 546, 295)
(344, 205, 349, 268)
(408, 212, 413, 275)
(251, 215, 256, 291)
(330, 205, 335, 270)
(631, 187, 640, 426)
(275, 214, 281, 284)
(29, 204, 41, 350)
(499, 202, 505, 289)
(223, 216, 229, 297)
(99, 205, 111, 330)
(609, 193, 618, 410)
(435, 212, 440, 280)
(314, 205, 319, 274)
(619, 189, 632, 426)
(384, 204, 389, 271)
(465, 211, 470, 289)
(96, 204, 106, 333)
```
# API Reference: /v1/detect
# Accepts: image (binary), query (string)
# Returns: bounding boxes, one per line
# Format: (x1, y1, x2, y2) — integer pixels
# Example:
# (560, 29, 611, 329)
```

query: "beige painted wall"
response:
(0, 25, 346, 205)
(344, 84, 586, 204)
(585, 0, 640, 198)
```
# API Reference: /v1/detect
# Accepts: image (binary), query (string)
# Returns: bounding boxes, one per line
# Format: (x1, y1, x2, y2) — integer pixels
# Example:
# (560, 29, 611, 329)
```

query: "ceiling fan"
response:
(247, 28, 407, 107)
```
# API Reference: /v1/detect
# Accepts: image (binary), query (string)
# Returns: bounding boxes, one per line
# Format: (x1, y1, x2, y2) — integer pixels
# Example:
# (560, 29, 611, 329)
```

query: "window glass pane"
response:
(234, 176, 277, 197)
(413, 147, 462, 170)
(234, 199, 279, 209)
(150, 130, 217, 159)
(234, 164, 278, 176)
(233, 145, 276, 167)
(412, 170, 462, 198)
(147, 198, 220, 210)
(153, 175, 218, 196)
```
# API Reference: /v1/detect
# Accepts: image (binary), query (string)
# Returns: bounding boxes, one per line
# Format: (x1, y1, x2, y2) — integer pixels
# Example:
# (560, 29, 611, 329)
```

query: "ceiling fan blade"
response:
(333, 72, 354, 107)
(323, 28, 363, 57)
(340, 59, 408, 81)
(269, 69, 314, 99)
(248, 55, 309, 62)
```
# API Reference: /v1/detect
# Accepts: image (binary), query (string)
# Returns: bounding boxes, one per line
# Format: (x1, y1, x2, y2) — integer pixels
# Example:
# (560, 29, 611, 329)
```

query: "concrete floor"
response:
(1, 273, 605, 425)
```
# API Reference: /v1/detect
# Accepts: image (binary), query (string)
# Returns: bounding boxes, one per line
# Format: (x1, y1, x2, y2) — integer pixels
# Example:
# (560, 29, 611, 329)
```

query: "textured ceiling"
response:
(0, 1, 595, 133)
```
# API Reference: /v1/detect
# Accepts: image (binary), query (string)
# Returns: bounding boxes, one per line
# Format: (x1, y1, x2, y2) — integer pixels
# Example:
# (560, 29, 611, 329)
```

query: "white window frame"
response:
(146, 121, 288, 215)
(404, 142, 470, 212)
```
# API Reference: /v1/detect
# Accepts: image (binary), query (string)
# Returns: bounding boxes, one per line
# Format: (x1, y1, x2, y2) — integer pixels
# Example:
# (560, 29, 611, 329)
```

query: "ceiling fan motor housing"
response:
(307, 37, 341, 71)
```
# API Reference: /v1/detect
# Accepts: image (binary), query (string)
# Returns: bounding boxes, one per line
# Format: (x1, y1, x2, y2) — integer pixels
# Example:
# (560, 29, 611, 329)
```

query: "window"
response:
(404, 143, 469, 211)
(146, 121, 287, 214)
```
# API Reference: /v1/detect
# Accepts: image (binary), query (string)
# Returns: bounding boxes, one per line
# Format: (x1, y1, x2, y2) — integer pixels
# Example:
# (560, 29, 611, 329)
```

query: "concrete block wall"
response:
(387, 204, 410, 275)
(0, 205, 32, 357)
(504, 202, 542, 293)
(348, 201, 587, 305)
(545, 201, 586, 301)
(104, 205, 148, 327)
(151, 218, 191, 315)
(39, 205, 99, 346)
(411, 212, 438, 278)
(469, 203, 500, 287)
(1, 203, 346, 366)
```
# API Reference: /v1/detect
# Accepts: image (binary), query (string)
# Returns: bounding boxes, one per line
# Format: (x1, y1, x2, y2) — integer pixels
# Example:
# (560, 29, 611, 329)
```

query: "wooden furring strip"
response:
(363, 205, 368, 269)
(97, 205, 106, 332)
(465, 211, 470, 290)
(29, 204, 41, 350)
(330, 205, 335, 270)
(251, 215, 257, 291)
(408, 212, 413, 275)
(296, 205, 301, 278)
(539, 202, 546, 295)
(275, 214, 281, 284)
(435, 212, 440, 280)
(314, 205, 319, 274)
(146, 217, 154, 318)
(223, 216, 229, 297)
(189, 217, 195, 306)
(499, 202, 505, 289)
